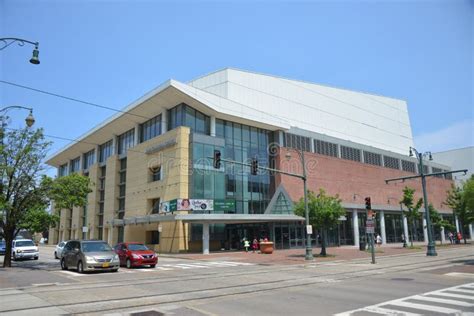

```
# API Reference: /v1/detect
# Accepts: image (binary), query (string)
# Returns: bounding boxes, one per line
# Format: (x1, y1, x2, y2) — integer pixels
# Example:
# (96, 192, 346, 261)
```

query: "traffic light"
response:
(213, 150, 221, 169)
(251, 158, 258, 175)
(365, 197, 371, 210)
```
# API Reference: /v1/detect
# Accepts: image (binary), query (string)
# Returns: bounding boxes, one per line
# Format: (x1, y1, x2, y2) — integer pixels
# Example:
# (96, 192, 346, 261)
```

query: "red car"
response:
(114, 242, 158, 268)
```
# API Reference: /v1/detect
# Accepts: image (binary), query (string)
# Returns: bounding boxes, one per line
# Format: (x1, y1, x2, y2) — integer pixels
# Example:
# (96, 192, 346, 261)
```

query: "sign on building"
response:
(214, 199, 236, 212)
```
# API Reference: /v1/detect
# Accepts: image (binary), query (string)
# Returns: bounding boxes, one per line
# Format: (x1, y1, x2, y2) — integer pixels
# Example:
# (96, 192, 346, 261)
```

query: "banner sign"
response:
(177, 199, 214, 211)
(214, 199, 236, 212)
(160, 199, 177, 213)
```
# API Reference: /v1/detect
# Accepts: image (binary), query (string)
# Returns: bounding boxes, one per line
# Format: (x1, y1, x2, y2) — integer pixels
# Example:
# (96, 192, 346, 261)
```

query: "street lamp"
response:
(285, 149, 313, 261)
(0, 106, 35, 127)
(0, 38, 40, 64)
(409, 146, 437, 256)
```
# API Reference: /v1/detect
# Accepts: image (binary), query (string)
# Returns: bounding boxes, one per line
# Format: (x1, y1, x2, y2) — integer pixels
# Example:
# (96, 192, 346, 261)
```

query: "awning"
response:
(111, 213, 304, 227)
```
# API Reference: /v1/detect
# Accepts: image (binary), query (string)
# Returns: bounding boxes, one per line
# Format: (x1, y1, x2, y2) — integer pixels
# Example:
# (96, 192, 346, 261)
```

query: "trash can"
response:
(359, 242, 366, 251)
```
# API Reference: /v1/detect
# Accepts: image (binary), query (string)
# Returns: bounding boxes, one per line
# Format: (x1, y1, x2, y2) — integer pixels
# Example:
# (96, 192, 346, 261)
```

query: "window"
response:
(59, 164, 68, 177)
(432, 167, 443, 178)
(140, 114, 162, 143)
(314, 139, 338, 157)
(118, 129, 135, 155)
(70, 157, 80, 173)
(383, 156, 400, 170)
(118, 158, 127, 212)
(151, 198, 160, 214)
(401, 160, 416, 173)
(150, 166, 161, 182)
(340, 146, 361, 162)
(98, 166, 106, 216)
(363, 151, 382, 166)
(167, 104, 210, 134)
(83, 149, 95, 170)
(99, 140, 113, 163)
(284, 133, 311, 152)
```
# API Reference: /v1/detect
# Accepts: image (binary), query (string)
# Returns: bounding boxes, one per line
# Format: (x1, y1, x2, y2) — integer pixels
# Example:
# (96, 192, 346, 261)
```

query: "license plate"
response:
(102, 262, 109, 268)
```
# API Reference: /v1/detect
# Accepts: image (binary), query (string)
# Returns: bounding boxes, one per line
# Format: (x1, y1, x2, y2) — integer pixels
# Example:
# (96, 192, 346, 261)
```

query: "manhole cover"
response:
(391, 278, 414, 281)
(130, 311, 164, 316)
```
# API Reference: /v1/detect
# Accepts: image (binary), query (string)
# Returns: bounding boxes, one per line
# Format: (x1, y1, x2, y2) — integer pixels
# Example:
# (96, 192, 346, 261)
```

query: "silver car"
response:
(61, 240, 119, 273)
(54, 241, 67, 259)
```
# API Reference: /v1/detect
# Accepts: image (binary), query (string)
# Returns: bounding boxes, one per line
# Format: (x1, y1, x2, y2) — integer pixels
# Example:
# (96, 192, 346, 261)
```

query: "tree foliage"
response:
(0, 125, 52, 267)
(294, 189, 345, 256)
(428, 203, 455, 243)
(400, 186, 423, 247)
(445, 178, 474, 244)
(48, 173, 92, 213)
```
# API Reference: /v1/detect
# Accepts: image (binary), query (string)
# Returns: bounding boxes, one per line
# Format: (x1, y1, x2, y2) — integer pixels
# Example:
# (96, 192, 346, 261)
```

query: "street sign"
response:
(82, 226, 88, 233)
(367, 210, 374, 219)
(306, 225, 313, 235)
(366, 220, 375, 234)
(366, 226, 375, 234)
(338, 216, 347, 221)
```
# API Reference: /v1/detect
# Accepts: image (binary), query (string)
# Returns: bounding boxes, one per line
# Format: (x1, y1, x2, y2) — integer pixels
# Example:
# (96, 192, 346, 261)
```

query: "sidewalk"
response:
(158, 242, 473, 265)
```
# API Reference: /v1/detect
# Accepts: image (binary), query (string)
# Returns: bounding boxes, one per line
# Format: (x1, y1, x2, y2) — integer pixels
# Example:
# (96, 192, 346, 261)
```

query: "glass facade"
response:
(140, 114, 162, 143)
(117, 129, 135, 155)
(168, 103, 210, 135)
(191, 118, 272, 214)
(59, 163, 68, 177)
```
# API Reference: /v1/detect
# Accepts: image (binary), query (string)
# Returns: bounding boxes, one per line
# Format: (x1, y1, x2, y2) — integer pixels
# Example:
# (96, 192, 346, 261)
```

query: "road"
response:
(0, 245, 473, 315)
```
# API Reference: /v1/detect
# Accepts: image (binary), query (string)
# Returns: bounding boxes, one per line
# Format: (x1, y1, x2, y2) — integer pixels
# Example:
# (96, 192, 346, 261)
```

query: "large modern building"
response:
(47, 68, 467, 253)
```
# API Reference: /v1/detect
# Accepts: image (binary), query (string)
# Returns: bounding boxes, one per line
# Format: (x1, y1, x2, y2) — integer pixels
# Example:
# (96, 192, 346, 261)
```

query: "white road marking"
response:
(334, 282, 474, 316)
(410, 295, 474, 307)
(387, 301, 460, 314)
(445, 272, 474, 279)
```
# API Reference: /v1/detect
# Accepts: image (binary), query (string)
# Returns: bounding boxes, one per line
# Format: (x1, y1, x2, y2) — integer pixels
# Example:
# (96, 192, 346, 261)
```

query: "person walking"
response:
(252, 238, 259, 253)
(243, 238, 250, 252)
(401, 234, 407, 248)
(376, 234, 382, 247)
(448, 231, 454, 244)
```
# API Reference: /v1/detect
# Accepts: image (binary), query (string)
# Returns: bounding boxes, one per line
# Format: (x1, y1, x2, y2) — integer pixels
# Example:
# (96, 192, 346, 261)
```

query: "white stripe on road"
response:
(334, 282, 474, 316)
(445, 272, 474, 279)
(429, 291, 474, 300)
(363, 306, 422, 316)
(387, 300, 461, 314)
(410, 295, 474, 307)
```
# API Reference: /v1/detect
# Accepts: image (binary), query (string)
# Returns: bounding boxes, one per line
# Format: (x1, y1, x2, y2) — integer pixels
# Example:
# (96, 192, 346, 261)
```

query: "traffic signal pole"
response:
(365, 197, 375, 264)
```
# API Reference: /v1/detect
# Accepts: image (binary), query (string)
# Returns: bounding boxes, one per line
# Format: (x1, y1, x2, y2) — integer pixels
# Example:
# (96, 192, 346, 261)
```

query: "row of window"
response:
(283, 132, 450, 177)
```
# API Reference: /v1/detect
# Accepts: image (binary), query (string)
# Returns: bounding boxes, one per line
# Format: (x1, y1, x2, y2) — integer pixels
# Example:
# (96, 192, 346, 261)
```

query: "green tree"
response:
(445, 180, 474, 244)
(19, 205, 59, 236)
(400, 187, 423, 247)
(428, 203, 455, 244)
(0, 126, 51, 267)
(48, 173, 92, 240)
(294, 189, 345, 256)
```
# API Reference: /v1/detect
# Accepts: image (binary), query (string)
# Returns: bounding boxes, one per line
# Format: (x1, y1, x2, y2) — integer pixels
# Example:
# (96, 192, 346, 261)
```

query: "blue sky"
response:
(1, 0, 472, 174)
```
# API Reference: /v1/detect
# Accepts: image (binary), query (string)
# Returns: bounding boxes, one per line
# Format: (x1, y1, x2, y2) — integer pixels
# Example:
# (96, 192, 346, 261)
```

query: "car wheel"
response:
(111, 269, 119, 272)
(126, 258, 132, 269)
(34, 257, 39, 260)
(61, 258, 68, 270)
(77, 261, 84, 274)
(150, 264, 156, 268)
(54, 251, 58, 259)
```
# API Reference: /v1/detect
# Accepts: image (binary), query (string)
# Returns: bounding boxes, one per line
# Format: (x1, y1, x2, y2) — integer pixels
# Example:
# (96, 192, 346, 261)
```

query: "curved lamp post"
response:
(409, 147, 437, 256)
(0, 38, 40, 64)
(0, 106, 35, 127)
(285, 149, 314, 261)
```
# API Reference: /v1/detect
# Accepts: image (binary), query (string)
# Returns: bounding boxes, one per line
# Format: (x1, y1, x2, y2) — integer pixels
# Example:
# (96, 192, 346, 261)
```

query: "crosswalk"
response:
(57, 261, 254, 276)
(335, 282, 474, 315)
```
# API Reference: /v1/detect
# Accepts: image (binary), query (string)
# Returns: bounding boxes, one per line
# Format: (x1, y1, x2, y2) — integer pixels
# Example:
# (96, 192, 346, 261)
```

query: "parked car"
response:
(0, 240, 6, 255)
(54, 241, 67, 259)
(61, 240, 119, 273)
(12, 239, 39, 260)
(114, 242, 158, 268)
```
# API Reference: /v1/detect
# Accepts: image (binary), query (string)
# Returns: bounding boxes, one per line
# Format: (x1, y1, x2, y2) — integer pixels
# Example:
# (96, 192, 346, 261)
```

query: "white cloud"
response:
(414, 119, 474, 152)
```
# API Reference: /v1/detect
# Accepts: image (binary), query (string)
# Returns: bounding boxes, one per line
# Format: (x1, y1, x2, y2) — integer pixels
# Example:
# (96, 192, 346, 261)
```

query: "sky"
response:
(1, 0, 473, 175)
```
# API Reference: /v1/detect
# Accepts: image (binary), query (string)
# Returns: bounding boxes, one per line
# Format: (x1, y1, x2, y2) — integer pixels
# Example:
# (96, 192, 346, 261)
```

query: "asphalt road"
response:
(0, 246, 473, 315)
